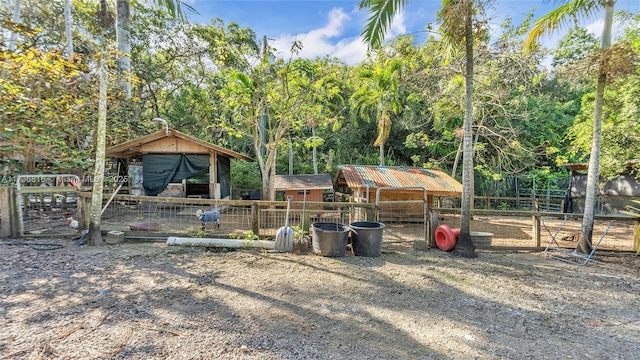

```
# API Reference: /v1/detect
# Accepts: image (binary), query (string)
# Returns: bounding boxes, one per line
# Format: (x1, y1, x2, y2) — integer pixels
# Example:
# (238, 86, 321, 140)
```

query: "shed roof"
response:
(106, 129, 253, 161)
(334, 165, 462, 197)
(561, 160, 639, 173)
(273, 174, 334, 191)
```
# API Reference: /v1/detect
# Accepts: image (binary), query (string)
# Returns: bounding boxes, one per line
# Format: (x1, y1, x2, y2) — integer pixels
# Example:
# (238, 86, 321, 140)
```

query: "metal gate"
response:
(16, 174, 81, 237)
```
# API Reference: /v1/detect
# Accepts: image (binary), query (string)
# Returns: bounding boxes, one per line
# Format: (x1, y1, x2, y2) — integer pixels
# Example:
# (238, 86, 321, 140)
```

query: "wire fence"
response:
(2, 186, 637, 253)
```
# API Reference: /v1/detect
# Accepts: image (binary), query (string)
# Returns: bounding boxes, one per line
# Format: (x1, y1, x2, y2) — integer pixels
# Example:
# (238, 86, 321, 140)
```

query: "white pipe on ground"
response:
(166, 237, 275, 249)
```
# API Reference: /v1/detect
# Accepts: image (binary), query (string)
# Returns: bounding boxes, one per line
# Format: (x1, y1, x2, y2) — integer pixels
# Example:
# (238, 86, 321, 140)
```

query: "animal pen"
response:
(1, 181, 638, 254)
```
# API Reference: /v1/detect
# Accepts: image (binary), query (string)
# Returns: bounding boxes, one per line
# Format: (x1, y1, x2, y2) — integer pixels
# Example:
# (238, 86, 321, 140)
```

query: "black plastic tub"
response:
(312, 223, 349, 257)
(350, 221, 385, 257)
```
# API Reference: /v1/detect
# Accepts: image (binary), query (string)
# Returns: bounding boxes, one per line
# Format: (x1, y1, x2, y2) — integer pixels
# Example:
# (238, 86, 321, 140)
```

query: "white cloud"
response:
(270, 7, 408, 66)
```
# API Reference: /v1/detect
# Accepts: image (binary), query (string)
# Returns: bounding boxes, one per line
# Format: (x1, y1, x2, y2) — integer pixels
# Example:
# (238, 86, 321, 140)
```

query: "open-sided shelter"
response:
(334, 165, 462, 205)
(106, 129, 252, 199)
(273, 174, 334, 202)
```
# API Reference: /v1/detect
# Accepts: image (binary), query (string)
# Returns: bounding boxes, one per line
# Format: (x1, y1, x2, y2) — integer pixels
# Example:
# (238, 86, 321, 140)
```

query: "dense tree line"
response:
(1, 0, 638, 200)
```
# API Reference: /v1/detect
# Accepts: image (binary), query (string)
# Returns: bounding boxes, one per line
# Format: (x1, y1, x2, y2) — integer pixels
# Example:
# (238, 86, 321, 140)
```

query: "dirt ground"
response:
(1, 237, 639, 360)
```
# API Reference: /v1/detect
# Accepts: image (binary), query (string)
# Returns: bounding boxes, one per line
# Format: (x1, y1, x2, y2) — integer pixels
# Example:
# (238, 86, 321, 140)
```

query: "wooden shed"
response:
(273, 174, 334, 202)
(334, 165, 462, 205)
(106, 129, 252, 199)
(563, 161, 640, 214)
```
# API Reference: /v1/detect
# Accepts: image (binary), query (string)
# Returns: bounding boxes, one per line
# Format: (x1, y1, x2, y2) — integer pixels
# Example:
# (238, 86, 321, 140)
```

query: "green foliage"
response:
(3, 0, 639, 207)
(230, 161, 262, 190)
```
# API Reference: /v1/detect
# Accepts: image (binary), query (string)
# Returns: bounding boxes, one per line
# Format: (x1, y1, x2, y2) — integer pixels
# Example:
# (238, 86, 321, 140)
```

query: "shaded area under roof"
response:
(334, 165, 462, 197)
(273, 174, 334, 191)
(106, 129, 253, 161)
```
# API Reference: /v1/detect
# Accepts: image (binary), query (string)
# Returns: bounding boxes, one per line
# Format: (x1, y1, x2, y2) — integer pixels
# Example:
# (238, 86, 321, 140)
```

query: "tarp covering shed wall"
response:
(142, 154, 209, 196)
(217, 156, 231, 198)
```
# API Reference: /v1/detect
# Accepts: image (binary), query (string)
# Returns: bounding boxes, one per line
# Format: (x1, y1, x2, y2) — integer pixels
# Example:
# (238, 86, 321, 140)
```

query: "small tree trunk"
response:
(312, 126, 318, 175)
(8, 0, 21, 51)
(64, 0, 73, 60)
(288, 135, 293, 175)
(116, 0, 131, 97)
(451, 141, 461, 178)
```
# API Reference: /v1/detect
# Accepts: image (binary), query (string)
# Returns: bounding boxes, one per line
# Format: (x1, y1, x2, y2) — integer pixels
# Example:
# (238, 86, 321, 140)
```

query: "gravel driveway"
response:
(1, 238, 639, 359)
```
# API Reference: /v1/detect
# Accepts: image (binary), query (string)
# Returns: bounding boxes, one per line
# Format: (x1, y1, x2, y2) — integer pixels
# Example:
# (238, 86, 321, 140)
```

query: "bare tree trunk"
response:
(379, 144, 384, 166)
(87, 48, 108, 245)
(454, 0, 477, 258)
(312, 126, 318, 174)
(578, 2, 614, 254)
(64, 0, 73, 60)
(451, 141, 461, 178)
(116, 0, 131, 97)
(288, 135, 293, 175)
(8, 0, 21, 51)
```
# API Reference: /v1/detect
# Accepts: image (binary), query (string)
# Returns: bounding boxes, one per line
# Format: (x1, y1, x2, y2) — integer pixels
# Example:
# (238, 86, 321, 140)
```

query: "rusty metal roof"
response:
(334, 165, 462, 196)
(273, 174, 334, 191)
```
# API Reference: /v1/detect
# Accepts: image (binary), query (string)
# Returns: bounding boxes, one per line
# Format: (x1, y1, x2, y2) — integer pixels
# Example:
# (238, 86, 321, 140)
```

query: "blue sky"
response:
(186, 1, 640, 65)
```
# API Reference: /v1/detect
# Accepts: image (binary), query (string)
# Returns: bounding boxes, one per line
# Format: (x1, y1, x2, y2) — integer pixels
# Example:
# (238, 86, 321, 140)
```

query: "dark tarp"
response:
(217, 155, 231, 198)
(143, 154, 209, 196)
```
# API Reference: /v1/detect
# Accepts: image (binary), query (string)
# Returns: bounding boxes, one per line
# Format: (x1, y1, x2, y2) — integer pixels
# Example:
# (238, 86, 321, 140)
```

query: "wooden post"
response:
(532, 213, 541, 248)
(9, 186, 18, 238)
(0, 187, 12, 237)
(77, 194, 90, 230)
(209, 152, 218, 199)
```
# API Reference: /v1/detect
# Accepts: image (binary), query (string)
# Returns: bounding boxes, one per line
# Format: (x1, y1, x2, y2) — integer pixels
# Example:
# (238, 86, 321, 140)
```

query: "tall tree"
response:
(86, 0, 189, 245)
(116, 0, 196, 97)
(87, 0, 113, 245)
(524, 0, 616, 254)
(217, 39, 337, 200)
(350, 55, 402, 166)
(360, 0, 483, 257)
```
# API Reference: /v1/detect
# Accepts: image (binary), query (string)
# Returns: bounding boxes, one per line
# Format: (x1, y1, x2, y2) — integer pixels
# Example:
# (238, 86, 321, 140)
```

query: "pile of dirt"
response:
(1, 238, 639, 359)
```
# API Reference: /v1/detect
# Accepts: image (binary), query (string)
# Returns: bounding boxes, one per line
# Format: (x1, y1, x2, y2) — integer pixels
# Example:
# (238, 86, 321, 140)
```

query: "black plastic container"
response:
(350, 221, 385, 257)
(312, 223, 349, 257)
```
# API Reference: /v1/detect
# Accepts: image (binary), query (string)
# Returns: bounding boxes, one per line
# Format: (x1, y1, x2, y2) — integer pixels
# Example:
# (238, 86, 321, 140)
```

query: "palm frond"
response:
(154, 0, 199, 21)
(523, 0, 599, 53)
(359, 0, 409, 49)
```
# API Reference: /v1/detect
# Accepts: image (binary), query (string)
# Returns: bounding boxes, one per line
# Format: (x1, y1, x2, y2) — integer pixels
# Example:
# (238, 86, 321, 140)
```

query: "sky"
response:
(185, 0, 640, 65)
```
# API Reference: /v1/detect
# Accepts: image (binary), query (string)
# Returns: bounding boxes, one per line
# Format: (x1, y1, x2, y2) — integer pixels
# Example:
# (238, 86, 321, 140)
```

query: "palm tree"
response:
(359, 0, 479, 257)
(350, 56, 402, 166)
(86, 0, 189, 245)
(524, 0, 615, 254)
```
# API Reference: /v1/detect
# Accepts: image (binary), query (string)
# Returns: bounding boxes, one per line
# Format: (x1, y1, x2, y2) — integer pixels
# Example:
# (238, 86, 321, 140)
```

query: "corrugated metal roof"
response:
(273, 174, 334, 191)
(335, 165, 462, 196)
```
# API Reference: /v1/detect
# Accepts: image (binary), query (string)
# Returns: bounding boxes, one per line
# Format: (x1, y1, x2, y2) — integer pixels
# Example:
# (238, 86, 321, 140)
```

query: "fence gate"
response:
(15, 174, 81, 237)
(375, 187, 428, 244)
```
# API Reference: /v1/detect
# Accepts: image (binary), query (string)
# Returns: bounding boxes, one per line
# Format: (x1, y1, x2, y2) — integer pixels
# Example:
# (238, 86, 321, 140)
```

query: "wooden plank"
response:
(0, 187, 11, 237)
(18, 186, 78, 194)
(139, 137, 209, 154)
